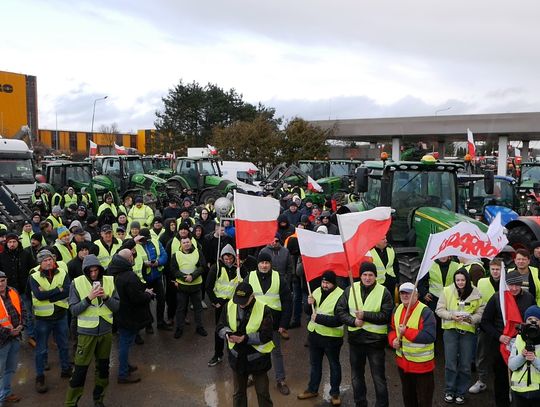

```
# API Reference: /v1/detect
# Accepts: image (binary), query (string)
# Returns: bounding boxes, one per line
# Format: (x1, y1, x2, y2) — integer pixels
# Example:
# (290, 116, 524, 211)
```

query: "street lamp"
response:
(435, 106, 452, 116)
(91, 96, 108, 133)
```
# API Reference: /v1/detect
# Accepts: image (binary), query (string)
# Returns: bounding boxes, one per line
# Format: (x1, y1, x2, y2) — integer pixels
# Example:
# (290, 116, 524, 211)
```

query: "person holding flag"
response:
(481, 270, 535, 407)
(297, 270, 344, 406)
(436, 269, 484, 404)
(336, 262, 393, 407)
(389, 282, 436, 407)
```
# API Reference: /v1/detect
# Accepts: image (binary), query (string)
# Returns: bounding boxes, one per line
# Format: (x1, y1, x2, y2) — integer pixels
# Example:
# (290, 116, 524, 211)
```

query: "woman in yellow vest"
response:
(436, 269, 484, 405)
(509, 305, 540, 406)
(63, 187, 78, 209)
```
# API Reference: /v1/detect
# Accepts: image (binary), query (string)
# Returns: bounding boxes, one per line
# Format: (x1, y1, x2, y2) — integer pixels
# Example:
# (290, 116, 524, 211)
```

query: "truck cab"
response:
(0, 138, 35, 203)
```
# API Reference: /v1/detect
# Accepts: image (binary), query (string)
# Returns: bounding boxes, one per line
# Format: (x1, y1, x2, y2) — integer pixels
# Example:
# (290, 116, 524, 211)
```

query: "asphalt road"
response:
(15, 308, 496, 406)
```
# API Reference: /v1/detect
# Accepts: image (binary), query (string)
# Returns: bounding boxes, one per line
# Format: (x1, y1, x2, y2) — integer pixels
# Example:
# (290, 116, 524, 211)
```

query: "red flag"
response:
(89, 140, 98, 157)
(296, 228, 348, 281)
(307, 176, 323, 193)
(114, 143, 127, 155)
(336, 207, 392, 269)
(234, 193, 280, 249)
(498, 263, 523, 364)
(467, 128, 476, 158)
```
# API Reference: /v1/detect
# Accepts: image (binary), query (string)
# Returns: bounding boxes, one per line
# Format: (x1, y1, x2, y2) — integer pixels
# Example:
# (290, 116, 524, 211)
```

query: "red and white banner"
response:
(296, 228, 348, 281)
(307, 176, 323, 193)
(416, 213, 508, 282)
(498, 263, 523, 364)
(207, 144, 218, 155)
(89, 140, 98, 156)
(337, 207, 392, 270)
(234, 192, 280, 249)
(114, 143, 127, 155)
(467, 128, 476, 158)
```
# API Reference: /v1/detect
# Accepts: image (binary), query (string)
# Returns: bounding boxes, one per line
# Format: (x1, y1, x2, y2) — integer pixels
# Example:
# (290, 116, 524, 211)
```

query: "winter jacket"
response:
(259, 245, 293, 286)
(0, 245, 33, 294)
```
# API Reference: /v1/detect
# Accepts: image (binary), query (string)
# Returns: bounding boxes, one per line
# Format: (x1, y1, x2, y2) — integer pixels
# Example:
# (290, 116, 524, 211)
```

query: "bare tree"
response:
(99, 123, 121, 147)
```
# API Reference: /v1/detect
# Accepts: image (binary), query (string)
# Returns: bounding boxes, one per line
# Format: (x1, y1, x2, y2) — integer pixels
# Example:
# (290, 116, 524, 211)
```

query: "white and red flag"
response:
(234, 192, 280, 249)
(336, 207, 392, 270)
(307, 176, 323, 193)
(498, 262, 523, 364)
(114, 143, 127, 155)
(296, 228, 348, 281)
(207, 144, 218, 155)
(416, 213, 508, 283)
(89, 140, 98, 156)
(467, 128, 476, 158)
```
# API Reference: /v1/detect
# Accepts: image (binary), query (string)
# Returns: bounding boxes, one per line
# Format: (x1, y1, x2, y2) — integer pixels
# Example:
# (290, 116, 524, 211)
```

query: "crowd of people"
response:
(0, 184, 538, 407)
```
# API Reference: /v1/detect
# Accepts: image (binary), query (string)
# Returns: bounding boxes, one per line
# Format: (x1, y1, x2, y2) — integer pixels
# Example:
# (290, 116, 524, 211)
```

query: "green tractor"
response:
(298, 159, 362, 197)
(516, 161, 540, 215)
(142, 156, 174, 180)
(166, 156, 237, 204)
(342, 155, 490, 281)
(93, 155, 170, 206)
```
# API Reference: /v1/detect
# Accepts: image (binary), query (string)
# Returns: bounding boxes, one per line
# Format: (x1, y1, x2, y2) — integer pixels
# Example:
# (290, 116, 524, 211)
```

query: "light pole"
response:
(91, 96, 108, 133)
(435, 106, 452, 116)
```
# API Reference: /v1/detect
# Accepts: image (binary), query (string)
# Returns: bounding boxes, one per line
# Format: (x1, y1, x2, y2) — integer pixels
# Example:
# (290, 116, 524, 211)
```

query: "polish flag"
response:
(296, 228, 348, 281)
(337, 207, 392, 269)
(114, 143, 127, 155)
(207, 144, 218, 155)
(467, 128, 476, 158)
(307, 176, 323, 193)
(234, 192, 280, 249)
(89, 140, 98, 156)
(499, 263, 523, 364)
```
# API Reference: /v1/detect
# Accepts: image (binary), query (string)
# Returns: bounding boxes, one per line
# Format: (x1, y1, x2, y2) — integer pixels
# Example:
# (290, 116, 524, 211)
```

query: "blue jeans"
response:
(0, 339, 20, 401)
(307, 336, 342, 396)
(271, 331, 285, 382)
(118, 328, 137, 379)
(443, 329, 476, 397)
(22, 296, 35, 338)
(35, 316, 70, 376)
(350, 343, 388, 407)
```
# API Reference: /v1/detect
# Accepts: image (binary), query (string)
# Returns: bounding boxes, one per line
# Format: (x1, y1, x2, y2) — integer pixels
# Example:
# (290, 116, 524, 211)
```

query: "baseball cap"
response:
(233, 282, 254, 306)
(100, 224, 113, 233)
(399, 282, 416, 293)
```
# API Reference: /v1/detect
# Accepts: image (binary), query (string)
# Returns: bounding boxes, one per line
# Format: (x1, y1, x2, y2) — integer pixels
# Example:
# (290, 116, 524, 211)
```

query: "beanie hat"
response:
(57, 226, 70, 239)
(5, 233, 19, 242)
(52, 205, 62, 214)
(31, 232, 43, 242)
(76, 241, 91, 252)
(37, 249, 54, 263)
(506, 270, 523, 286)
(524, 305, 540, 321)
(87, 215, 98, 224)
(257, 251, 272, 264)
(130, 221, 141, 230)
(321, 270, 337, 285)
(360, 261, 377, 276)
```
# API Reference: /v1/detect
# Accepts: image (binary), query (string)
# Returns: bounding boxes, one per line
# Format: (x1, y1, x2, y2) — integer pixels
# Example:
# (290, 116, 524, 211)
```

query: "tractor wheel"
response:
(199, 189, 224, 205)
(507, 225, 536, 251)
(397, 254, 421, 284)
(166, 179, 186, 195)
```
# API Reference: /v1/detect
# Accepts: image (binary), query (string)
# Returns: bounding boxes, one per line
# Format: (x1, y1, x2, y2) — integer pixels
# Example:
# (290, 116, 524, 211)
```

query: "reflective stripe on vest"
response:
(175, 248, 202, 286)
(440, 285, 480, 334)
(370, 247, 396, 284)
(97, 203, 118, 218)
(133, 244, 147, 282)
(95, 240, 121, 269)
(510, 335, 540, 392)
(214, 266, 240, 300)
(73, 275, 114, 328)
(394, 302, 434, 362)
(54, 242, 76, 262)
(227, 300, 274, 354)
(476, 277, 496, 305)
(0, 289, 22, 329)
(307, 286, 344, 338)
(248, 271, 282, 311)
(171, 237, 197, 255)
(347, 282, 388, 334)
(31, 269, 69, 316)
(428, 261, 461, 298)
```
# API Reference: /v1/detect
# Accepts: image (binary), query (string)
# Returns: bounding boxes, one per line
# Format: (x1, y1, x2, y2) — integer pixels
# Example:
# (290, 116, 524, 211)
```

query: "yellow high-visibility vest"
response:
(393, 302, 434, 363)
(347, 282, 388, 335)
(307, 286, 344, 338)
(73, 275, 114, 328)
(248, 271, 282, 311)
(476, 277, 496, 305)
(175, 248, 202, 286)
(428, 261, 461, 298)
(370, 247, 396, 284)
(510, 335, 540, 393)
(31, 269, 69, 317)
(440, 285, 481, 334)
(214, 266, 240, 300)
(227, 300, 274, 354)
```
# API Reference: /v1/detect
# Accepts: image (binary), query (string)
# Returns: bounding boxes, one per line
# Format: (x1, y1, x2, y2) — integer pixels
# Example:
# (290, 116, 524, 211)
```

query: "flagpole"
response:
(303, 264, 316, 314)
(336, 214, 360, 310)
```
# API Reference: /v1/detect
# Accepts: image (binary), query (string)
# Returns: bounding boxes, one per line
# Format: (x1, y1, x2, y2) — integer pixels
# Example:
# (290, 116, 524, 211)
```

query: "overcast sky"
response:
(3, 0, 540, 133)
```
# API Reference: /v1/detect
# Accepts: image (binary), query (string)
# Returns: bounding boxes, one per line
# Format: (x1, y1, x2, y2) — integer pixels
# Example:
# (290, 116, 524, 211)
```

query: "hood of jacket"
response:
(107, 253, 133, 276)
(82, 254, 105, 279)
(220, 243, 236, 259)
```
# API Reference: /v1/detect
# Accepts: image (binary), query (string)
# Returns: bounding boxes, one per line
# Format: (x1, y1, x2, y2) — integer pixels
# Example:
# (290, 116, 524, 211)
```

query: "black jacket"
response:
(108, 254, 153, 331)
(0, 246, 33, 294)
(67, 256, 84, 281)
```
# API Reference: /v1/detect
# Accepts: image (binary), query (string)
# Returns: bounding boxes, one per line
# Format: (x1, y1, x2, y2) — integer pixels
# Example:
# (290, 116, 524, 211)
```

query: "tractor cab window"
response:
(299, 162, 327, 179)
(472, 178, 514, 206)
(124, 158, 144, 176)
(177, 159, 198, 188)
(66, 166, 92, 184)
(102, 159, 120, 176)
(329, 163, 349, 177)
(364, 176, 381, 209)
(521, 165, 540, 182)
(199, 160, 218, 176)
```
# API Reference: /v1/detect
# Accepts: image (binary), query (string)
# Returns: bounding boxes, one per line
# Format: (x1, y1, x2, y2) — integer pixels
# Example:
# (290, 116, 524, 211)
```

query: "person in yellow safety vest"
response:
(335, 261, 393, 407)
(79, 187, 92, 207)
(149, 217, 164, 240)
(117, 195, 132, 219)
(369, 236, 399, 300)
(418, 256, 461, 312)
(389, 282, 436, 407)
(52, 226, 77, 263)
(127, 196, 154, 228)
(206, 244, 244, 367)
(93, 225, 122, 269)
(297, 271, 344, 406)
(459, 256, 486, 287)
(511, 248, 540, 306)
(436, 268, 484, 404)
(32, 187, 50, 213)
(470, 258, 503, 395)
(64, 254, 120, 406)
(46, 206, 64, 230)
(97, 193, 118, 219)
(63, 187, 78, 209)
(247, 251, 293, 395)
(216, 281, 274, 406)
(114, 225, 127, 242)
(509, 305, 540, 406)
(29, 249, 71, 394)
(19, 220, 35, 249)
(176, 208, 195, 229)
(51, 191, 63, 209)
(170, 236, 207, 339)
